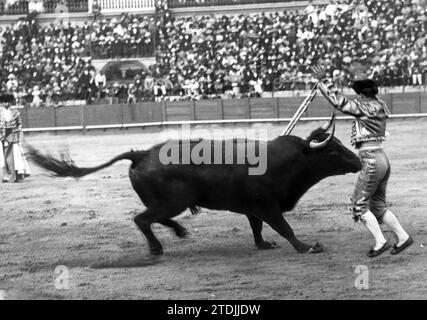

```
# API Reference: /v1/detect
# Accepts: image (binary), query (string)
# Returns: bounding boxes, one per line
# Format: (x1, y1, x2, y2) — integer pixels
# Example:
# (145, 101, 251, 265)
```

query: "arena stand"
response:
(168, 0, 307, 9)
(0, 0, 426, 109)
(0, 0, 88, 15)
(156, 0, 427, 100)
(0, 0, 155, 15)
(0, 0, 309, 15)
(0, 11, 157, 107)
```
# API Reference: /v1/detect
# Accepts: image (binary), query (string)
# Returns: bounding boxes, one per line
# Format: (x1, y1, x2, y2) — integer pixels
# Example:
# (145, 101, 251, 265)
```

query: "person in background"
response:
(92, 0, 102, 21)
(95, 71, 107, 101)
(410, 62, 423, 87)
(6, 74, 18, 93)
(143, 74, 154, 101)
(127, 83, 137, 104)
(117, 83, 128, 104)
(0, 94, 31, 183)
(78, 69, 91, 102)
(106, 84, 114, 104)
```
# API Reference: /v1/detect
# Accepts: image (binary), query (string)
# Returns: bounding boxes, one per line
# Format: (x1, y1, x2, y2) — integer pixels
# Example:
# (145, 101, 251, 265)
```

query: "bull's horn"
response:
(310, 124, 336, 149)
(321, 113, 336, 131)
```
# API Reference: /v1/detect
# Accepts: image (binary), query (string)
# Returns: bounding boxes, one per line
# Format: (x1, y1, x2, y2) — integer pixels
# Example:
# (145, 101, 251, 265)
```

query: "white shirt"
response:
(305, 4, 315, 15)
(95, 73, 106, 85)
(325, 4, 337, 17)
(2, 108, 12, 122)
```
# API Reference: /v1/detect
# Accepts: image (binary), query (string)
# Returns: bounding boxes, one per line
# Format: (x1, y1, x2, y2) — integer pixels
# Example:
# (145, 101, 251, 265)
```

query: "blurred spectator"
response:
(6, 74, 18, 92)
(91, 0, 101, 20)
(28, 0, 44, 13)
(410, 62, 423, 86)
(144, 74, 154, 100)
(127, 83, 137, 104)
(31, 85, 42, 107)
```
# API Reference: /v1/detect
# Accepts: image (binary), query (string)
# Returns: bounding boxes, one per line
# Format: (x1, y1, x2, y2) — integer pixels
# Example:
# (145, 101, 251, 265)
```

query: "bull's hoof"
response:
(149, 247, 163, 255)
(256, 241, 280, 250)
(297, 242, 324, 254)
(175, 227, 189, 238)
(307, 242, 324, 254)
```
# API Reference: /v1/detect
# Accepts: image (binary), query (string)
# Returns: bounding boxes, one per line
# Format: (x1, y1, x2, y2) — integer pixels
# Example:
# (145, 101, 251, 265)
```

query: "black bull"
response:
(27, 117, 362, 255)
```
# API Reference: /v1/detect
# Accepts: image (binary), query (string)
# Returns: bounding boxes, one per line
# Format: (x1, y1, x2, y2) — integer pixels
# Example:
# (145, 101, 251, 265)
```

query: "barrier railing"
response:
(93, 0, 155, 13)
(20, 92, 427, 132)
(0, 0, 89, 15)
(168, 0, 305, 8)
(0, 0, 314, 15)
(43, 0, 89, 13)
(0, 0, 28, 15)
(0, 0, 156, 15)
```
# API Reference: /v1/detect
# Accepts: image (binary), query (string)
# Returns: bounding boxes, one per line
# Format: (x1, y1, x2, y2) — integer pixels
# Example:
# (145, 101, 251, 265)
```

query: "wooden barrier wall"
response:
(21, 92, 427, 129)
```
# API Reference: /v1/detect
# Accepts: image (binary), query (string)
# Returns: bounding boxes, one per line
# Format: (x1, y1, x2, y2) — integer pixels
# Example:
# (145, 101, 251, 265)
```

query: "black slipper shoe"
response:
(391, 236, 413, 255)
(367, 242, 391, 258)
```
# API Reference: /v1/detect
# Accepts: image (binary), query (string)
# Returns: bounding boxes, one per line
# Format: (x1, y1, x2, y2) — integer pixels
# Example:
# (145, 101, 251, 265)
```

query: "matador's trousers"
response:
(350, 148, 391, 220)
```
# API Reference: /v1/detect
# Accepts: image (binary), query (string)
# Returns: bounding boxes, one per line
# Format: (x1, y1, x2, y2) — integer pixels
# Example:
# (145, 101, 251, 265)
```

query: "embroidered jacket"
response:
(0, 107, 22, 143)
(318, 82, 390, 148)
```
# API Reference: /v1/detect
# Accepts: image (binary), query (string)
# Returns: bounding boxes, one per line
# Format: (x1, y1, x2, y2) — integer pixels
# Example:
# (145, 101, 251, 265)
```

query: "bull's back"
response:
(128, 140, 268, 211)
(129, 138, 300, 212)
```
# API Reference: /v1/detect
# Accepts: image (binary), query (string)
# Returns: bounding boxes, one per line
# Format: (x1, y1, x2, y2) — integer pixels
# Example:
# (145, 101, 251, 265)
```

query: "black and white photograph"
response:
(0, 0, 426, 306)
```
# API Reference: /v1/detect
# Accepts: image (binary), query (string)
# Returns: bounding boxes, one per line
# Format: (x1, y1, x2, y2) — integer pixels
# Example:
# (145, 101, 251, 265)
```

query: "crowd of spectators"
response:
(154, 0, 427, 99)
(88, 14, 156, 59)
(0, 0, 427, 105)
(0, 12, 156, 106)
(168, 0, 307, 9)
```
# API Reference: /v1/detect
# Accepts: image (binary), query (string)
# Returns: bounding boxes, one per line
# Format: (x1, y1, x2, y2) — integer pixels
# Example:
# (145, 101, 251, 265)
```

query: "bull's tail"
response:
(26, 145, 144, 178)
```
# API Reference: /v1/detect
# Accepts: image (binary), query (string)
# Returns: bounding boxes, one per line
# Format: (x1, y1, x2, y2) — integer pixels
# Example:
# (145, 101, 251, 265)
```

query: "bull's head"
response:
(305, 114, 362, 175)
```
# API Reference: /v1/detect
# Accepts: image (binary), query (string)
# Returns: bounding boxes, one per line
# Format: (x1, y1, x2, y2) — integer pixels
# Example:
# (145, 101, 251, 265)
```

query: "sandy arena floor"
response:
(0, 118, 426, 300)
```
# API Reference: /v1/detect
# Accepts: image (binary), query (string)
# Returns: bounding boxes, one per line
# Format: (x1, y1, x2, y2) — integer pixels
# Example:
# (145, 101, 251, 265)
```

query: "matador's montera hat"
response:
(351, 79, 379, 98)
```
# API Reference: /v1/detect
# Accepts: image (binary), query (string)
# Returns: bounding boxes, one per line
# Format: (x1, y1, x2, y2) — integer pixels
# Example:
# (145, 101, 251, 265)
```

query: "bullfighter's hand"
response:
(311, 64, 327, 81)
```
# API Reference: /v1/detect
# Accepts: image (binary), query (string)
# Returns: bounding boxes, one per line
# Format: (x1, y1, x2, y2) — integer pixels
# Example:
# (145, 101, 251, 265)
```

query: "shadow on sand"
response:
(88, 254, 164, 269)
(21, 251, 164, 273)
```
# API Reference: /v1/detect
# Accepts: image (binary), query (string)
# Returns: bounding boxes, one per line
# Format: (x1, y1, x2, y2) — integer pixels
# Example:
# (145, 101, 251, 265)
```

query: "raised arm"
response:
(311, 65, 364, 117)
(317, 81, 364, 117)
